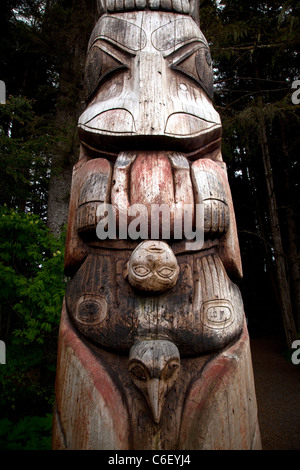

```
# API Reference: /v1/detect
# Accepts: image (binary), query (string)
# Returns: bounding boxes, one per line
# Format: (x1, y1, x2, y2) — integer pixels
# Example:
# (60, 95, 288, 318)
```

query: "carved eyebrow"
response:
(151, 18, 207, 53)
(167, 42, 205, 65)
(89, 16, 147, 53)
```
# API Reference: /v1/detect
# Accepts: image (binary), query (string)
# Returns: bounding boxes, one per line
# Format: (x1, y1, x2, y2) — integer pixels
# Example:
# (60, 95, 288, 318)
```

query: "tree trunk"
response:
(47, 0, 98, 236)
(280, 121, 300, 331)
(258, 112, 298, 347)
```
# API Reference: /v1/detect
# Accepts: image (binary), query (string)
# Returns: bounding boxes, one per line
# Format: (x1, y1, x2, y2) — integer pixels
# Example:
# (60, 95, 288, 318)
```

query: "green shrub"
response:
(0, 205, 66, 447)
(0, 205, 66, 344)
(0, 414, 53, 450)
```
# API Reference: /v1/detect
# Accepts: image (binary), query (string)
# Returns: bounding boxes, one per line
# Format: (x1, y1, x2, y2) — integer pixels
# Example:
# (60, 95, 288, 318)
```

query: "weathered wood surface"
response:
(78, 11, 221, 156)
(53, 3, 261, 450)
(53, 304, 261, 450)
(129, 339, 180, 424)
(65, 250, 244, 356)
(64, 151, 242, 280)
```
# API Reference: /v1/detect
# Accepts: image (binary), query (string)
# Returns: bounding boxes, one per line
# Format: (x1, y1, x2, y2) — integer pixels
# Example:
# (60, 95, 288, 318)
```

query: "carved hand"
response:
(203, 197, 229, 237)
(191, 161, 230, 239)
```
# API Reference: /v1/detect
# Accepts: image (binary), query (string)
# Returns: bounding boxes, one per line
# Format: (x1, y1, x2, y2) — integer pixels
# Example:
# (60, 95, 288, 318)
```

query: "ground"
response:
(250, 335, 300, 450)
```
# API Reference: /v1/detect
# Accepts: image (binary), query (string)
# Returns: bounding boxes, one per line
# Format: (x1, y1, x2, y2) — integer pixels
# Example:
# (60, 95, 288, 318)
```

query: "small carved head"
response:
(129, 339, 180, 424)
(125, 240, 179, 293)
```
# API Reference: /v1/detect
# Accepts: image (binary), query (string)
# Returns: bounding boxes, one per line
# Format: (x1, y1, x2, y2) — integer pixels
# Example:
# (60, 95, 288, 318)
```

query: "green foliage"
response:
(199, 0, 300, 336)
(0, 206, 66, 447)
(0, 95, 57, 216)
(0, 414, 53, 450)
(0, 205, 66, 344)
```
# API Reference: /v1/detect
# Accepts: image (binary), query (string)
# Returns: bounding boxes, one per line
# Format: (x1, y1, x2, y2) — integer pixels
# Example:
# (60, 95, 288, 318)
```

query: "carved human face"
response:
(78, 11, 221, 156)
(126, 240, 179, 293)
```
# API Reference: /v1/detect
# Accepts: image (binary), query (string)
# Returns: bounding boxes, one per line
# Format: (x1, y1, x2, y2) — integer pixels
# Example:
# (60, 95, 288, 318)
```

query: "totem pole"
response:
(52, 0, 261, 450)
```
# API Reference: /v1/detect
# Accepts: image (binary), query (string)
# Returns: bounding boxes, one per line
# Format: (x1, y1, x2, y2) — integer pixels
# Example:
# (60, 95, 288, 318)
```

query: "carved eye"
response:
(84, 44, 127, 100)
(205, 49, 212, 66)
(133, 265, 151, 277)
(162, 360, 180, 380)
(195, 47, 214, 99)
(129, 364, 147, 381)
(84, 46, 103, 101)
(171, 45, 214, 100)
(157, 267, 175, 278)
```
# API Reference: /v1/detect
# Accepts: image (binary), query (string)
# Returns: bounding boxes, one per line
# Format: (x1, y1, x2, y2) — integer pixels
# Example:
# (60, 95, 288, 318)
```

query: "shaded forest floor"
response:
(250, 335, 300, 450)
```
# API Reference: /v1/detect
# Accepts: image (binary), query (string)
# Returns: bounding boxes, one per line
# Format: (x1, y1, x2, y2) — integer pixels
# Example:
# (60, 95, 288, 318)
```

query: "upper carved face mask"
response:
(78, 11, 221, 156)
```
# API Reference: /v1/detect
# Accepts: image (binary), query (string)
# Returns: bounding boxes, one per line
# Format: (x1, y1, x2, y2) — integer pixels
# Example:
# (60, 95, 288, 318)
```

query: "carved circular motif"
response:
(75, 294, 107, 325)
(201, 300, 234, 330)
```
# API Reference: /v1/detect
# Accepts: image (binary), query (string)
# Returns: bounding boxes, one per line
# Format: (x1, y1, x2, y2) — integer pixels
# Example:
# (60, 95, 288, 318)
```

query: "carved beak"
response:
(147, 378, 165, 424)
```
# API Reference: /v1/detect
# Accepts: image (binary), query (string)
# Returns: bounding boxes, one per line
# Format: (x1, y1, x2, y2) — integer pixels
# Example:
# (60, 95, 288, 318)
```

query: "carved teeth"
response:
(129, 340, 180, 424)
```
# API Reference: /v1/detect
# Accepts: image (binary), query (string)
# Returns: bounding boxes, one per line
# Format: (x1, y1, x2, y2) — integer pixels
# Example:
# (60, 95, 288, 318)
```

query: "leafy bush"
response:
(0, 205, 66, 448)
(0, 414, 53, 450)
(0, 205, 66, 344)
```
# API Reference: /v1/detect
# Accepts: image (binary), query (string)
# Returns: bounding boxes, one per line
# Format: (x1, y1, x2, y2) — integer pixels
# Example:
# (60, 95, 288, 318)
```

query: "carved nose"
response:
(135, 52, 167, 136)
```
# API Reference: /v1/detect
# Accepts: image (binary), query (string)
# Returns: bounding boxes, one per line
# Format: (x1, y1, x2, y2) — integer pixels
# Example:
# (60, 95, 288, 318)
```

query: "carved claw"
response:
(129, 340, 180, 424)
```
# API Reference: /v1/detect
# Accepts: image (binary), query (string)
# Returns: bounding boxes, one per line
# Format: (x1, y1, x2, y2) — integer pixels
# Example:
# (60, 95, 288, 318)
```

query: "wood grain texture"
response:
(97, 0, 197, 18)
(78, 12, 221, 155)
(53, 305, 260, 449)
(129, 339, 180, 423)
(53, 6, 260, 451)
(65, 249, 244, 356)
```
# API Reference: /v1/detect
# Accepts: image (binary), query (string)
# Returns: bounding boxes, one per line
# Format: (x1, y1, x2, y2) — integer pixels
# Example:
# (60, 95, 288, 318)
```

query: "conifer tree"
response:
(200, 0, 300, 341)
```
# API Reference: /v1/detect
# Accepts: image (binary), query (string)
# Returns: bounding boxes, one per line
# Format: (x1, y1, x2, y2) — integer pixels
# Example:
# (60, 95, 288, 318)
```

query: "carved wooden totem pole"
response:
(52, 0, 261, 450)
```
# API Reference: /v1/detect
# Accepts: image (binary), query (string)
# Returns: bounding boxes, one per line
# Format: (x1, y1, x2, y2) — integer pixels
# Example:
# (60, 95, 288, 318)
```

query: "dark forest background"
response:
(0, 0, 299, 449)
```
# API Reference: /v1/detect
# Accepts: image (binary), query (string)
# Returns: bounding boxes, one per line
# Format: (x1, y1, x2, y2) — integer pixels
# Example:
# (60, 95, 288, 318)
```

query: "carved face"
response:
(129, 340, 180, 423)
(126, 240, 179, 292)
(78, 11, 221, 155)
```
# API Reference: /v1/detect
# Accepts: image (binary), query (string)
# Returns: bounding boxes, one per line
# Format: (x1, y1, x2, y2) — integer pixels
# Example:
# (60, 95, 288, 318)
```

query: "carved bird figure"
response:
(129, 339, 180, 424)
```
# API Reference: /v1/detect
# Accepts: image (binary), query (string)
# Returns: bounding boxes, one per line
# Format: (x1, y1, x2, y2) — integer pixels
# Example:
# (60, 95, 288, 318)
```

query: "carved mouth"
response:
(145, 244, 165, 253)
(78, 124, 222, 159)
